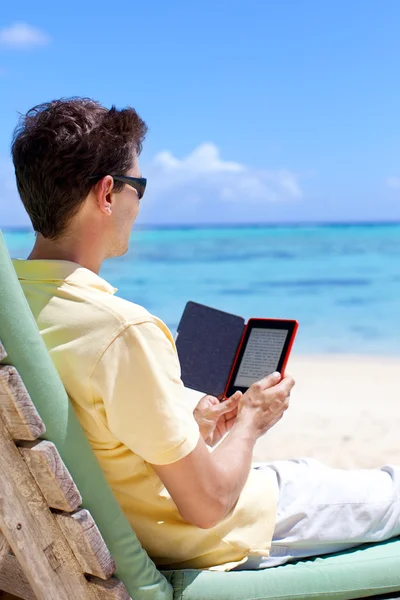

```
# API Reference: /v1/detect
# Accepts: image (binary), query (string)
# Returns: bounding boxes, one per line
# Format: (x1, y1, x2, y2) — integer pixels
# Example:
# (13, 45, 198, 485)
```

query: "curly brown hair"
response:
(11, 98, 148, 239)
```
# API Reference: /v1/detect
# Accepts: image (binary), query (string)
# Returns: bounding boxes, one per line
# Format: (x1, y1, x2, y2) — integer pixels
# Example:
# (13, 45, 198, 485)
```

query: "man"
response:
(10, 98, 400, 571)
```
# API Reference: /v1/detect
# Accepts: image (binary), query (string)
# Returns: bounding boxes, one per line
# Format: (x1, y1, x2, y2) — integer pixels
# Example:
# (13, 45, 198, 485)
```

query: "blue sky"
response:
(1, 0, 400, 227)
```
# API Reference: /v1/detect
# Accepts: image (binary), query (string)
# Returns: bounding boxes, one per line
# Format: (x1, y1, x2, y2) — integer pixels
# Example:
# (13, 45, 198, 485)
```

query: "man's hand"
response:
(236, 372, 295, 437)
(194, 391, 242, 446)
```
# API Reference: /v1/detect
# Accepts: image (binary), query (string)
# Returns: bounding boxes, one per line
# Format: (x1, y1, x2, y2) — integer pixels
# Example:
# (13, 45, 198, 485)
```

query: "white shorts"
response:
(240, 458, 400, 569)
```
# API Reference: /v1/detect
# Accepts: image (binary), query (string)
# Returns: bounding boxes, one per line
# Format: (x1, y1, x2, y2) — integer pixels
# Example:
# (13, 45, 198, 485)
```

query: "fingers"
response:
(248, 374, 294, 420)
(255, 372, 295, 394)
(200, 394, 218, 405)
(268, 377, 294, 410)
(269, 395, 290, 416)
(253, 371, 282, 391)
(216, 391, 242, 416)
(238, 372, 295, 438)
(274, 375, 295, 396)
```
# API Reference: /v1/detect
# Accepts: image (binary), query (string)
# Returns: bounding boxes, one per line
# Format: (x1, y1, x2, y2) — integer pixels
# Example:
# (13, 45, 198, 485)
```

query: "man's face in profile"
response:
(106, 154, 143, 259)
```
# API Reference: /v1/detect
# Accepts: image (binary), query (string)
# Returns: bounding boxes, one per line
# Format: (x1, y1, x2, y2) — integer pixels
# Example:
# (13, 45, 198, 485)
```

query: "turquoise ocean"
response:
(3, 223, 400, 355)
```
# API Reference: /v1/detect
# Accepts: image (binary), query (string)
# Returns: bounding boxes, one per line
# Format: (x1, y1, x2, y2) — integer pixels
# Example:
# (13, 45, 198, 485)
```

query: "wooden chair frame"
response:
(0, 341, 131, 600)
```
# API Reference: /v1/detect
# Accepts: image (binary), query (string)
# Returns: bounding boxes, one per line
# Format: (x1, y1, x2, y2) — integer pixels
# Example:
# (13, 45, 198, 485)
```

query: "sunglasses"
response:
(90, 175, 147, 200)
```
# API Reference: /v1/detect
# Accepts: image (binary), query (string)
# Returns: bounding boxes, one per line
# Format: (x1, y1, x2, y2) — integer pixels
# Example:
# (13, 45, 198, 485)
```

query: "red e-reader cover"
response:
(175, 301, 245, 397)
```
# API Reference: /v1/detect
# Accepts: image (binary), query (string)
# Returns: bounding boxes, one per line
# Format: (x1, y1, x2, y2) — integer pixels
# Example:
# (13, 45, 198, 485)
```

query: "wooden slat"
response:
(0, 552, 35, 600)
(0, 342, 6, 362)
(0, 366, 45, 441)
(89, 577, 131, 600)
(56, 510, 115, 580)
(0, 533, 10, 565)
(0, 415, 98, 600)
(19, 441, 81, 512)
(0, 552, 130, 600)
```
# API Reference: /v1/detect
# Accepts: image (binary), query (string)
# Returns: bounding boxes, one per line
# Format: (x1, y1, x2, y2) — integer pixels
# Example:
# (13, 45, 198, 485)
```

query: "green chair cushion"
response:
(164, 537, 400, 599)
(2, 228, 400, 600)
(0, 230, 172, 600)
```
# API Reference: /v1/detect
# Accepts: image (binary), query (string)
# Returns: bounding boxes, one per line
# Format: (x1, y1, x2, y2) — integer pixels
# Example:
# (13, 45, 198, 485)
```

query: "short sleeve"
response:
(91, 320, 200, 465)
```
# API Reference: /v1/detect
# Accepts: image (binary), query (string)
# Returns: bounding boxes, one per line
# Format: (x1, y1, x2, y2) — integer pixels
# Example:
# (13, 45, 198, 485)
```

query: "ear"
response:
(94, 176, 114, 216)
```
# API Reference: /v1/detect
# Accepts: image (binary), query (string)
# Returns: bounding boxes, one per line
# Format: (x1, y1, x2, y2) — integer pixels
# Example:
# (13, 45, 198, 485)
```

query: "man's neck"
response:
(28, 234, 104, 274)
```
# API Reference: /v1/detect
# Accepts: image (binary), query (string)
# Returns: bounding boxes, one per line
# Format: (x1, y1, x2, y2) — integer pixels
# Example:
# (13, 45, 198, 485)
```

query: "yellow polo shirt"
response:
(13, 259, 278, 570)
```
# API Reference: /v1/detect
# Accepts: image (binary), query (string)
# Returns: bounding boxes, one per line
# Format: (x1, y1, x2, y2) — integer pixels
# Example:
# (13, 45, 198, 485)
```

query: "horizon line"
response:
(2, 219, 400, 233)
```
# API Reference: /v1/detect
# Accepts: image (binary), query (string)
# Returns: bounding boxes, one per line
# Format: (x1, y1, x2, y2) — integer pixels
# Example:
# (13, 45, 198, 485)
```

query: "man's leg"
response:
(250, 458, 400, 569)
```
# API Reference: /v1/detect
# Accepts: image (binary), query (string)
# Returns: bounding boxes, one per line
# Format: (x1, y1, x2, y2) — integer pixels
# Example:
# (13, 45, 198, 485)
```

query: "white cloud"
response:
(0, 23, 50, 49)
(139, 143, 303, 223)
(154, 143, 244, 174)
(145, 143, 302, 208)
(387, 177, 400, 190)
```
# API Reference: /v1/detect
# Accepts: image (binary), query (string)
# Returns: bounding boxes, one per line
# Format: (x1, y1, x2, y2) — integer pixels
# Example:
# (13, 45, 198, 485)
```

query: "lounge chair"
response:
(1, 229, 400, 600)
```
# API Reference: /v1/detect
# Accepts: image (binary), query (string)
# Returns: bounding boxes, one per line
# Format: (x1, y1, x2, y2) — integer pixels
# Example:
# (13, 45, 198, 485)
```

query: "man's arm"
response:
(153, 372, 294, 529)
(94, 321, 294, 530)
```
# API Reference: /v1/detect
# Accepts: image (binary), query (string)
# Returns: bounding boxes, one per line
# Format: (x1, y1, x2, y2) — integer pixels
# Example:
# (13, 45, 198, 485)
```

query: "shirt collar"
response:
(12, 259, 117, 295)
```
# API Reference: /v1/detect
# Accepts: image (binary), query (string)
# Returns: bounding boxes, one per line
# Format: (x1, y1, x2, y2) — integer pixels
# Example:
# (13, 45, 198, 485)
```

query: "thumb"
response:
(216, 391, 242, 415)
(256, 371, 281, 390)
(229, 390, 243, 403)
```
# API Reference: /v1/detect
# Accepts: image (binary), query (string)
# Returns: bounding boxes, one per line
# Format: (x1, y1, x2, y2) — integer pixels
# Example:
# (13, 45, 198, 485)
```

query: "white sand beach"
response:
(253, 355, 400, 469)
(187, 355, 400, 469)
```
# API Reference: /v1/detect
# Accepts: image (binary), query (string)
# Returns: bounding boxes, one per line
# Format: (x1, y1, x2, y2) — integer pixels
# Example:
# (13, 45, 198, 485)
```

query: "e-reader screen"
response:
(233, 328, 289, 387)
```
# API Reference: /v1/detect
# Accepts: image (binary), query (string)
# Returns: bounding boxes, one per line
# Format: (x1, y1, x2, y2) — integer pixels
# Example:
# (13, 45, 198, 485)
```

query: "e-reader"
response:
(224, 318, 298, 397)
(175, 301, 298, 398)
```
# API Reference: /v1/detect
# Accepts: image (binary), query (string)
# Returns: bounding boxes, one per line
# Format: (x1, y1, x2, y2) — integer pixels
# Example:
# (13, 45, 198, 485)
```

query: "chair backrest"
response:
(0, 230, 173, 600)
(0, 341, 130, 600)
